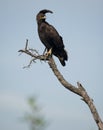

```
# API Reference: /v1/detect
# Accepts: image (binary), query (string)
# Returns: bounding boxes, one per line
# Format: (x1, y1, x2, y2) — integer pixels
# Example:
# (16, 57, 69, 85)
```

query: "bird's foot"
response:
(45, 48, 52, 58)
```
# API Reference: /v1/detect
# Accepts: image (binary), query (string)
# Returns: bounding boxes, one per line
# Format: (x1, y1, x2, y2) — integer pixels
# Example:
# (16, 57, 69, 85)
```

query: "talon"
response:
(46, 48, 52, 57)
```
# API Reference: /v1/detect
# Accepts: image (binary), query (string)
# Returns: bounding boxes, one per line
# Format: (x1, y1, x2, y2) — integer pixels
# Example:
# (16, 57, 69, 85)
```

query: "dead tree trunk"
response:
(19, 40, 103, 130)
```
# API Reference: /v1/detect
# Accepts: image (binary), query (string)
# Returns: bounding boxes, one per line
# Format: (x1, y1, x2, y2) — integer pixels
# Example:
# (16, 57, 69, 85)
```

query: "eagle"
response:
(36, 9, 68, 66)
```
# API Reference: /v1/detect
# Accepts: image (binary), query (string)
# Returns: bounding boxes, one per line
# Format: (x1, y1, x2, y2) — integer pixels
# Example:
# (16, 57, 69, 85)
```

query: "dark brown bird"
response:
(36, 9, 68, 66)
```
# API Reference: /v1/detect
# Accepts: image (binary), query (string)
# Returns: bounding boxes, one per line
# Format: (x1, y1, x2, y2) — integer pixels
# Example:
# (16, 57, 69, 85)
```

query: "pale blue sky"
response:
(0, 0, 103, 130)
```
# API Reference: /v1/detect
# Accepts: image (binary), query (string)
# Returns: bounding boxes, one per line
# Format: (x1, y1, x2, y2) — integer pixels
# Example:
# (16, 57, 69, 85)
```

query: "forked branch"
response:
(18, 40, 103, 130)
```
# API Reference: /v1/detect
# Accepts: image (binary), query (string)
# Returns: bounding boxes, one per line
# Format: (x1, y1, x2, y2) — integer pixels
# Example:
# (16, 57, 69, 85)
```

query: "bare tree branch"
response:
(18, 40, 103, 130)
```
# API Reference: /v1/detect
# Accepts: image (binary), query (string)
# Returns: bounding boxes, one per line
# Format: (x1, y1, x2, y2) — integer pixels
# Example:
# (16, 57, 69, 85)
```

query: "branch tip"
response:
(25, 39, 29, 50)
(77, 82, 85, 91)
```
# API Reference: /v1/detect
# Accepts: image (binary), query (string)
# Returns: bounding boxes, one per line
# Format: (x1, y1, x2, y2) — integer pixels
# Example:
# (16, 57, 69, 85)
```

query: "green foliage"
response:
(22, 96, 47, 130)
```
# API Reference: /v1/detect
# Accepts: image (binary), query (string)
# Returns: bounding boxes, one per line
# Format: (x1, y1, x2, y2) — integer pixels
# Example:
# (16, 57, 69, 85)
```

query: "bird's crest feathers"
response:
(39, 9, 53, 14)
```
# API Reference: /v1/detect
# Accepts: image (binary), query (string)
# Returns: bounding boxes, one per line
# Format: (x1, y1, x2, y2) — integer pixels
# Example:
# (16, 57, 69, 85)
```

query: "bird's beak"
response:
(41, 15, 46, 20)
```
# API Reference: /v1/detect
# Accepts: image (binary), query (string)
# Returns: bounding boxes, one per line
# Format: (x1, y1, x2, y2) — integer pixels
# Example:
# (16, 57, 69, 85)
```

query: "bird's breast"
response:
(38, 25, 52, 49)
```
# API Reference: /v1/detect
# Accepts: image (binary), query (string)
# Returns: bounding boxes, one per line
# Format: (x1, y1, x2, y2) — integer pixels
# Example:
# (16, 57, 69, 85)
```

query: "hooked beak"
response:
(42, 15, 46, 19)
(40, 15, 46, 20)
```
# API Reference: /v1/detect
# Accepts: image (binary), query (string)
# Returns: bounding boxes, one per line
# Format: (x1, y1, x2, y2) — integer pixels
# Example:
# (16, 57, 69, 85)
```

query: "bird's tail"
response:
(58, 49, 68, 66)
(59, 58, 66, 66)
(62, 49, 68, 61)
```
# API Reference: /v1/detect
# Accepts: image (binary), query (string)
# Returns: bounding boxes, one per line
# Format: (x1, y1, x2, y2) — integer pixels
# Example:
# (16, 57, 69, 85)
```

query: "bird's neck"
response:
(37, 19, 45, 25)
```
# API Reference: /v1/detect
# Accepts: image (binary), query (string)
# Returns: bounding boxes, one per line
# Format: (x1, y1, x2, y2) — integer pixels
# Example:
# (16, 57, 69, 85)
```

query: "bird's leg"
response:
(46, 48, 52, 57)
(48, 48, 52, 55)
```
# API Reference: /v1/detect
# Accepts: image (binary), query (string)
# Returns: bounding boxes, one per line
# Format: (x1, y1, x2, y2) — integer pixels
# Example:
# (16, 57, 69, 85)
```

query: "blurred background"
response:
(0, 0, 103, 130)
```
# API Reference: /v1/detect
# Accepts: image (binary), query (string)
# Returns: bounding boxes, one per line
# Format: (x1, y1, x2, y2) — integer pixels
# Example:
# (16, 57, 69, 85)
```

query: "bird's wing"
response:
(45, 24, 64, 49)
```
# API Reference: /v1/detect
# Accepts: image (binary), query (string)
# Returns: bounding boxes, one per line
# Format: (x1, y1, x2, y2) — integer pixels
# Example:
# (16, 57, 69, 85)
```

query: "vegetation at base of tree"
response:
(22, 96, 47, 130)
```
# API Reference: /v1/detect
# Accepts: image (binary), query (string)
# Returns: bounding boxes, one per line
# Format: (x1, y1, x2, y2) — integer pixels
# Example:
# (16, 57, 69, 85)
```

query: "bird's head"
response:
(36, 9, 53, 23)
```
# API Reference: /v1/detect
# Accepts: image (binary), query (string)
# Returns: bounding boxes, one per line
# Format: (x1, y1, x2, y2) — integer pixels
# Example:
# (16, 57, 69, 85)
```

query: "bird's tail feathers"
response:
(59, 58, 66, 66)
(58, 49, 68, 66)
(61, 49, 68, 61)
